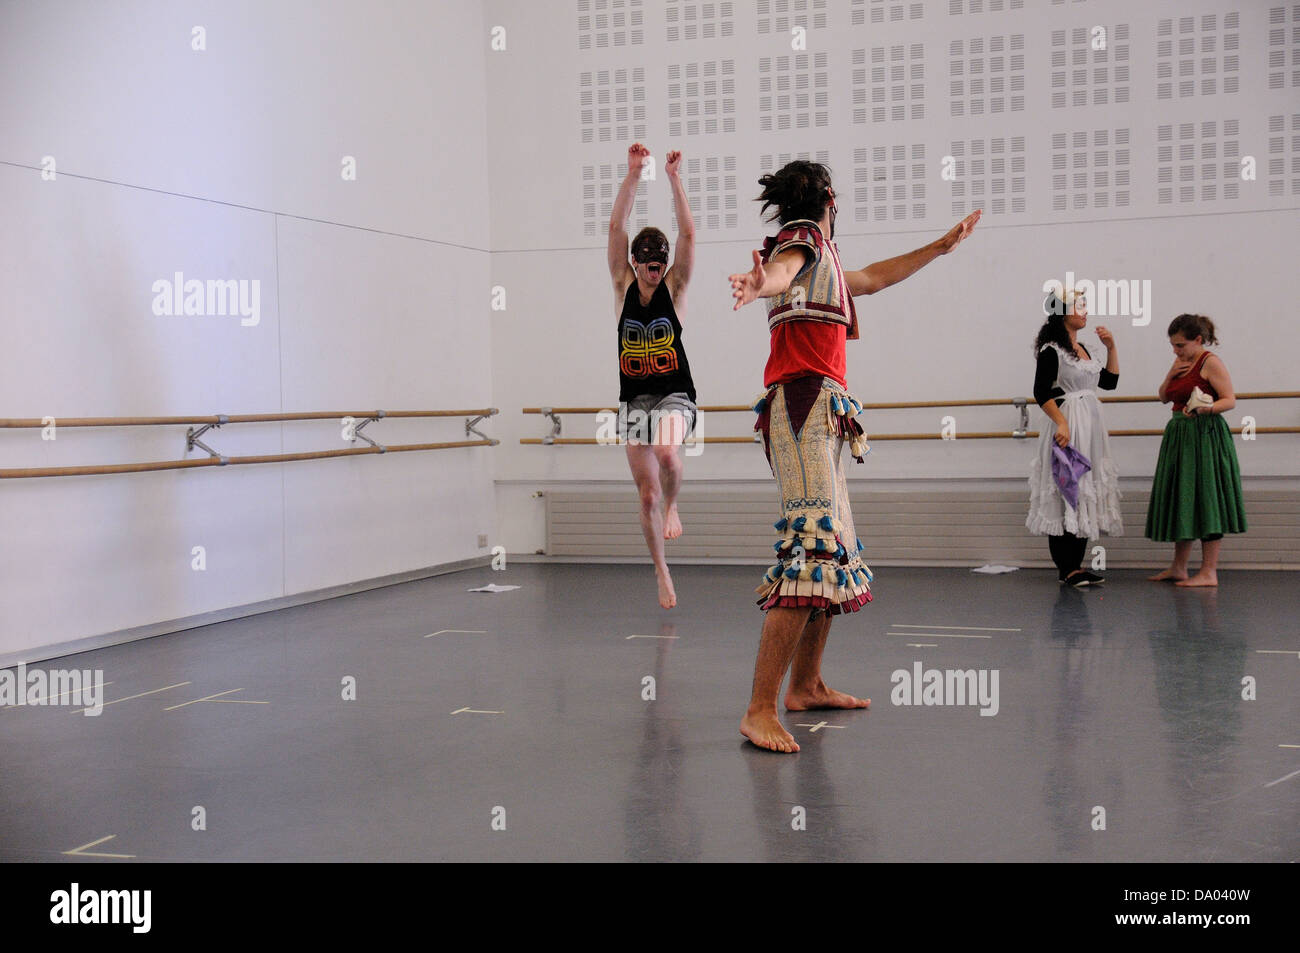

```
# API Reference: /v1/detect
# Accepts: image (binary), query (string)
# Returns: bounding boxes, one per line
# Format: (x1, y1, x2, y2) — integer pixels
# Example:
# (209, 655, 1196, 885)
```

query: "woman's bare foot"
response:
(740, 711, 800, 753)
(663, 505, 683, 540)
(655, 567, 677, 609)
(1149, 568, 1188, 582)
(1176, 571, 1218, 587)
(784, 682, 871, 711)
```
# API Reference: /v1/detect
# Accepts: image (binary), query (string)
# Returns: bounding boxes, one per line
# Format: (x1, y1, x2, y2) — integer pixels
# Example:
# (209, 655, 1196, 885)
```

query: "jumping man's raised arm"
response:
(608, 143, 648, 293)
(664, 150, 694, 307)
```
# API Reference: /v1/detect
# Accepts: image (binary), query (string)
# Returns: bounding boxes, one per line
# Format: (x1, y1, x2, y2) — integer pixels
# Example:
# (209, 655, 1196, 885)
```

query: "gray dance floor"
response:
(3, 563, 1297, 863)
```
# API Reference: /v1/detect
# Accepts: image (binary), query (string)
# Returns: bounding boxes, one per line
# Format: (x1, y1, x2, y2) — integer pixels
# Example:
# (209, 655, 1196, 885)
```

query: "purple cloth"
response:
(1051, 443, 1092, 509)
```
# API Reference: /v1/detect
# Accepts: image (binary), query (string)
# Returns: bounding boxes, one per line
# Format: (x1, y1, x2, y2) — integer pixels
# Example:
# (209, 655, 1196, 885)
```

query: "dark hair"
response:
(631, 226, 668, 251)
(1168, 313, 1218, 346)
(756, 160, 832, 224)
(1034, 287, 1077, 355)
(1033, 313, 1072, 356)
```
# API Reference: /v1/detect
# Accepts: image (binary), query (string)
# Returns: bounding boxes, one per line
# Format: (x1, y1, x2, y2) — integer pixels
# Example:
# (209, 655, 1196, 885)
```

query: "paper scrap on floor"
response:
(468, 583, 521, 593)
(972, 565, 1019, 574)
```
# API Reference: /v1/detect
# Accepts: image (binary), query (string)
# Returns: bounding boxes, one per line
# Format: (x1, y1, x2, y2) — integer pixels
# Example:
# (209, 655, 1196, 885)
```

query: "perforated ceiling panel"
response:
(757, 0, 829, 33)
(854, 143, 927, 222)
(668, 59, 736, 136)
(666, 1, 738, 42)
(1267, 111, 1300, 196)
(853, 0, 924, 25)
(1156, 12, 1240, 99)
(560, 0, 1293, 249)
(583, 161, 648, 238)
(1051, 128, 1131, 211)
(1267, 4, 1300, 89)
(576, 0, 645, 50)
(672, 155, 739, 230)
(759, 52, 831, 132)
(948, 33, 1025, 117)
(856, 43, 926, 123)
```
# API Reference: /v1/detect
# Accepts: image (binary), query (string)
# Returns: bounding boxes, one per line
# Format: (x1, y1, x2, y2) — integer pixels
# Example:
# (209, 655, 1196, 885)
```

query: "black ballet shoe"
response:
(1068, 570, 1104, 588)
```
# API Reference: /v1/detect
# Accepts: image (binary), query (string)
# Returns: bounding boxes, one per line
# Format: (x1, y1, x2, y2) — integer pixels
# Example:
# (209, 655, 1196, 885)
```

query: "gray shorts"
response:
(618, 392, 698, 444)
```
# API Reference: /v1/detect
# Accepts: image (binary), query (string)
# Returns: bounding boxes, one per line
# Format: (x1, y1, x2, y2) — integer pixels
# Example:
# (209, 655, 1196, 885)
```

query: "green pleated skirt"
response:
(1144, 412, 1247, 542)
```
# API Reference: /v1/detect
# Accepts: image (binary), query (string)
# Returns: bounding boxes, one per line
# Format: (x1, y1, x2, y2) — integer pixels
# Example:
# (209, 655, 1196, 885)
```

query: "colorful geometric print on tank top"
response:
(617, 280, 696, 403)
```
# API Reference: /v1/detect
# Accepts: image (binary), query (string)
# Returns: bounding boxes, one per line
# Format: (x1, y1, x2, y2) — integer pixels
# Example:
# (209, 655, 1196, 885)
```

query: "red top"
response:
(764, 321, 847, 388)
(1167, 350, 1217, 412)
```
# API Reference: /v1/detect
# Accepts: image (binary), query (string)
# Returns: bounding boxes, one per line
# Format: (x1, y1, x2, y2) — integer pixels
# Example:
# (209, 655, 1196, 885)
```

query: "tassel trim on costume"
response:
(770, 510, 847, 558)
(754, 572, 874, 614)
(763, 559, 871, 586)
(755, 555, 875, 614)
(826, 389, 871, 462)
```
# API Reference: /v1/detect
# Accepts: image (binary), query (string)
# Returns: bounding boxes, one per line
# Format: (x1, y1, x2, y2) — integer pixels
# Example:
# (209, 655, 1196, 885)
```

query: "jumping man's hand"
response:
(937, 209, 982, 254)
(627, 142, 650, 175)
(729, 250, 766, 310)
(665, 149, 682, 177)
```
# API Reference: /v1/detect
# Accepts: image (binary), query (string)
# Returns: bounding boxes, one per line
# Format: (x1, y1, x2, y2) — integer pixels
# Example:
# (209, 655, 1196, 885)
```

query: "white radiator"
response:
(544, 482, 1299, 568)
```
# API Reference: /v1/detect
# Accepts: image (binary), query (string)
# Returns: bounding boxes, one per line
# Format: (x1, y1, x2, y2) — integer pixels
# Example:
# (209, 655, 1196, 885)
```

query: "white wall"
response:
(0, 0, 496, 659)
(3, 0, 1296, 658)
(484, 0, 1300, 554)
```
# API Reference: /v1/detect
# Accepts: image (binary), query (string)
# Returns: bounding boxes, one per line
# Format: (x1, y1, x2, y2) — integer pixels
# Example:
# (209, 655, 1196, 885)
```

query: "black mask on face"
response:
(828, 197, 837, 240)
(632, 234, 669, 266)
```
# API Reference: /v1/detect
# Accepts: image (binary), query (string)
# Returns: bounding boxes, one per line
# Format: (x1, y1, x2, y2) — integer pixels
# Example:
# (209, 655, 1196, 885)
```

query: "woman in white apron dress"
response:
(1026, 287, 1123, 585)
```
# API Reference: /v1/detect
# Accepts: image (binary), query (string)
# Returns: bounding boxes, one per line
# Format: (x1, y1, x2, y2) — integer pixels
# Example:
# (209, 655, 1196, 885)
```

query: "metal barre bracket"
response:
(466, 408, 500, 445)
(186, 416, 231, 464)
(538, 407, 562, 440)
(1012, 398, 1029, 438)
(350, 415, 386, 452)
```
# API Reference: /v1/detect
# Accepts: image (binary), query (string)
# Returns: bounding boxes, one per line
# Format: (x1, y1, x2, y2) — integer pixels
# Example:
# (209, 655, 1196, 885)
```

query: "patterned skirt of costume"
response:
(752, 376, 873, 614)
(1144, 411, 1247, 542)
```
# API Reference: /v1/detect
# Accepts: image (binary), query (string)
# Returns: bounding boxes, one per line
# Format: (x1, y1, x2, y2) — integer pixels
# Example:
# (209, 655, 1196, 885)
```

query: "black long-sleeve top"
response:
(1033, 343, 1119, 408)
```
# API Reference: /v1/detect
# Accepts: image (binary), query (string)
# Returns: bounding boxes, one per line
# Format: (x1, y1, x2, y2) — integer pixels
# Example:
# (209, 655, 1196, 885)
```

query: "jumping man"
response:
(608, 143, 699, 609)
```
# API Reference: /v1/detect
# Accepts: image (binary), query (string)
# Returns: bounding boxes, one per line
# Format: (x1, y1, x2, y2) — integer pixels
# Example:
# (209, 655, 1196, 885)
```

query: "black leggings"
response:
(1048, 532, 1089, 580)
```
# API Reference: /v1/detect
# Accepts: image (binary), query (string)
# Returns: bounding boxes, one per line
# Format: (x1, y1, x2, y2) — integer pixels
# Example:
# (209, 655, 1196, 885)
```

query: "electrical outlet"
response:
(477, 534, 488, 548)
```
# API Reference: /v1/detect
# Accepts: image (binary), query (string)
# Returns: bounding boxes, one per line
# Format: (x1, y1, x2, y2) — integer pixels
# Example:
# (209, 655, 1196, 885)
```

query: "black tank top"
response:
(617, 280, 696, 403)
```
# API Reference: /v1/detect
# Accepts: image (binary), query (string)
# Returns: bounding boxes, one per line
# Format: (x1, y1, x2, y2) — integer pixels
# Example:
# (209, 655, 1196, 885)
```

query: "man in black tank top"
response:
(607, 143, 699, 610)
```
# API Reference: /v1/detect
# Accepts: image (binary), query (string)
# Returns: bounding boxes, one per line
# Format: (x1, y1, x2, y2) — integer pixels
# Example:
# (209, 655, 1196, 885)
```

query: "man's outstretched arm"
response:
(845, 209, 981, 296)
(729, 247, 810, 311)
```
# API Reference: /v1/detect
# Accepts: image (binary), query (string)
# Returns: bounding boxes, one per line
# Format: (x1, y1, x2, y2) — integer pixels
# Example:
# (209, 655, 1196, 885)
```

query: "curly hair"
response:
(755, 160, 833, 224)
(1033, 287, 1082, 354)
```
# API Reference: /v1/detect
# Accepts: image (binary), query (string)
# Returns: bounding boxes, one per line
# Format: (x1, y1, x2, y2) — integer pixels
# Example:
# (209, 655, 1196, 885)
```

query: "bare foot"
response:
(663, 505, 683, 540)
(1176, 571, 1218, 587)
(655, 567, 677, 609)
(1149, 568, 1188, 582)
(784, 682, 871, 711)
(740, 711, 800, 753)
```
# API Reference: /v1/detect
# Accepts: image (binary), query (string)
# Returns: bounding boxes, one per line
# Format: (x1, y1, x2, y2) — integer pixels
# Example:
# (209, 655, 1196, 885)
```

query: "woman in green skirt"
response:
(1146, 314, 1246, 586)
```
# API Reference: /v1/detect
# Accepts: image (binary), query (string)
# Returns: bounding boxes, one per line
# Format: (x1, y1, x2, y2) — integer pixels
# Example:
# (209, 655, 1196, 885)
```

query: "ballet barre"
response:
(519, 393, 1300, 445)
(0, 409, 499, 479)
